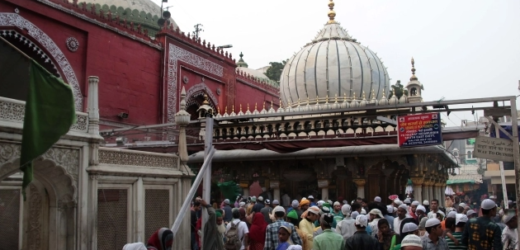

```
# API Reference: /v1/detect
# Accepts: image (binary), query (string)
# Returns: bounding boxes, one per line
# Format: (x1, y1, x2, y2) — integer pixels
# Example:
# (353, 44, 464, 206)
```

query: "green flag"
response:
(217, 181, 241, 202)
(20, 60, 76, 198)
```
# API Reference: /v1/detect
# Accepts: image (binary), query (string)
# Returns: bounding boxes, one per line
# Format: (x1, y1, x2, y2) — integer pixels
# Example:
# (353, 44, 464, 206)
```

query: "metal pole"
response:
(495, 125, 509, 209)
(509, 97, 520, 250)
(201, 117, 213, 247)
(171, 147, 215, 235)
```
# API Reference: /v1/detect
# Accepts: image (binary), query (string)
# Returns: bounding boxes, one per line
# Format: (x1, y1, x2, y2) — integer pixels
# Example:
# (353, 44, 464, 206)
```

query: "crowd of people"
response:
(184, 194, 518, 250)
(120, 194, 518, 250)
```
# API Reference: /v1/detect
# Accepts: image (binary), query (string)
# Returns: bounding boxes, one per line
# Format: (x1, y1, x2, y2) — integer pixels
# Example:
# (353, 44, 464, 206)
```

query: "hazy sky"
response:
(153, 0, 520, 126)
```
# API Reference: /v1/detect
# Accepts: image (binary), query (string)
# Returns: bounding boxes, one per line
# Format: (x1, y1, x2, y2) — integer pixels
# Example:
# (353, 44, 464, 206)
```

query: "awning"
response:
(446, 179, 476, 185)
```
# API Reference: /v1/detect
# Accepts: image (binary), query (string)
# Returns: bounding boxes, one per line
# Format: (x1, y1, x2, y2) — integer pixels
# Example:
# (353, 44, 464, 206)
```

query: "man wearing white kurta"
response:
(502, 214, 518, 250)
(394, 204, 410, 235)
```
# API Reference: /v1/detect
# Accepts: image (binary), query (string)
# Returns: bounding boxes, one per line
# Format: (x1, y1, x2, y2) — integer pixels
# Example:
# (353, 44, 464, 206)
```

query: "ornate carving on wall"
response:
(66, 37, 79, 52)
(28, 184, 42, 250)
(42, 147, 80, 182)
(167, 43, 224, 123)
(0, 97, 89, 132)
(0, 142, 20, 168)
(0, 97, 25, 123)
(99, 149, 178, 168)
(0, 13, 83, 110)
(0, 142, 80, 186)
(69, 113, 89, 132)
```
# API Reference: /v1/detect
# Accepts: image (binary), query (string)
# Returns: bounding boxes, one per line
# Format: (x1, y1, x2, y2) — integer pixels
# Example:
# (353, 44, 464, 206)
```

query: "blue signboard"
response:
(398, 113, 443, 147)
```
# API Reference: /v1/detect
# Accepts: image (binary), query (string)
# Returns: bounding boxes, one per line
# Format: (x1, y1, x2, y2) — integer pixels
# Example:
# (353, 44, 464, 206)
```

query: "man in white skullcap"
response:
(446, 214, 468, 249)
(410, 200, 420, 222)
(385, 205, 395, 230)
(368, 209, 385, 237)
(466, 209, 477, 219)
(394, 204, 412, 235)
(336, 204, 356, 241)
(332, 201, 344, 225)
(344, 215, 380, 250)
(416, 205, 427, 223)
(502, 213, 518, 250)
(462, 199, 503, 250)
(374, 196, 382, 203)
(422, 218, 448, 250)
(401, 234, 423, 250)
(308, 195, 316, 207)
(423, 200, 430, 214)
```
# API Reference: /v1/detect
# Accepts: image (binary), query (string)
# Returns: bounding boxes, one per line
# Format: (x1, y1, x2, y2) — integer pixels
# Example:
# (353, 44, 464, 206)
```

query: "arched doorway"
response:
(0, 156, 77, 250)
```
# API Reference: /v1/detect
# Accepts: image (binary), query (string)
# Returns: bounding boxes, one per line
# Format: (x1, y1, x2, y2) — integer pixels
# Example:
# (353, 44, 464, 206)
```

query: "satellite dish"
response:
(163, 11, 171, 19)
(157, 18, 165, 27)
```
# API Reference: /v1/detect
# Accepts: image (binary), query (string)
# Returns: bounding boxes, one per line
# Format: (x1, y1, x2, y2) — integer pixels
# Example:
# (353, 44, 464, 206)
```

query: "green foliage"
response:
(388, 80, 408, 99)
(265, 60, 287, 84)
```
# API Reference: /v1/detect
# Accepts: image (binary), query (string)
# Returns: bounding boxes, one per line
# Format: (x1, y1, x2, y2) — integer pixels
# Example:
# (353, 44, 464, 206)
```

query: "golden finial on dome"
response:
(316, 96, 319, 104)
(371, 89, 376, 100)
(217, 106, 220, 115)
(262, 101, 265, 110)
(362, 91, 366, 100)
(325, 95, 329, 103)
(343, 93, 347, 101)
(225, 106, 228, 114)
(232, 105, 235, 112)
(410, 57, 418, 81)
(327, 0, 337, 24)
(240, 104, 242, 112)
(334, 94, 338, 103)
(279, 99, 283, 108)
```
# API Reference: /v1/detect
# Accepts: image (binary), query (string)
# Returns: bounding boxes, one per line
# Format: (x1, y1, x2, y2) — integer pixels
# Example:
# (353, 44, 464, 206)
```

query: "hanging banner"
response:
(398, 113, 442, 147)
(473, 136, 514, 162)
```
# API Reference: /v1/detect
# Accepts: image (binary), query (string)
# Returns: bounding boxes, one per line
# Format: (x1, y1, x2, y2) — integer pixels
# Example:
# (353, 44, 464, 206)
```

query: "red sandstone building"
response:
(0, 0, 462, 249)
(1, 0, 278, 133)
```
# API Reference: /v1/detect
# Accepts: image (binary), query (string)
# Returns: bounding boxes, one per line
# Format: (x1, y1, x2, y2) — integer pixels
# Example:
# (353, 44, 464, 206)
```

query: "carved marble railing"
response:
(98, 147, 179, 169)
(213, 112, 398, 141)
(0, 96, 89, 133)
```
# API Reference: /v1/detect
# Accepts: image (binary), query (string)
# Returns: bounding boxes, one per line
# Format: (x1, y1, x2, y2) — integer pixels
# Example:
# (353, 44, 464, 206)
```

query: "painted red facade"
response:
(0, 0, 278, 133)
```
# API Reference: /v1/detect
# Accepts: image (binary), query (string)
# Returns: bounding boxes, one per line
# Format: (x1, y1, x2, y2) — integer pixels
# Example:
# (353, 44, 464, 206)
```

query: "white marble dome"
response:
(280, 5, 389, 107)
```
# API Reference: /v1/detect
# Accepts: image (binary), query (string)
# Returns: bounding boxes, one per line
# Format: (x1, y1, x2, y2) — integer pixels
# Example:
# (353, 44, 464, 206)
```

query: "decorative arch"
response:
(185, 83, 219, 108)
(0, 13, 83, 110)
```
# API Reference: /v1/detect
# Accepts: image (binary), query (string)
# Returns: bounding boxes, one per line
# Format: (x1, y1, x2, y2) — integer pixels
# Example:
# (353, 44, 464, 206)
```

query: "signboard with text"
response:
(398, 113, 442, 147)
(474, 136, 514, 162)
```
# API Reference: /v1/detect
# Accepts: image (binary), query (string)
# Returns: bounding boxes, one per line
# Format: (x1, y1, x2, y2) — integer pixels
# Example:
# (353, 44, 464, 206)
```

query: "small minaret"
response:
(236, 52, 248, 68)
(406, 57, 423, 103)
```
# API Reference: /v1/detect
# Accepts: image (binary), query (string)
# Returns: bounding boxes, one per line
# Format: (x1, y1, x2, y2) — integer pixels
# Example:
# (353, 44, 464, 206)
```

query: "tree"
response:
(265, 60, 287, 84)
(388, 80, 408, 99)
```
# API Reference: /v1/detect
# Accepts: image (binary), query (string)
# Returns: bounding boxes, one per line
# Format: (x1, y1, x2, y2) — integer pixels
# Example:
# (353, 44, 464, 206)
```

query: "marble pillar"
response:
(411, 177, 424, 203)
(274, 188, 280, 202)
(353, 179, 366, 199)
(318, 180, 329, 201)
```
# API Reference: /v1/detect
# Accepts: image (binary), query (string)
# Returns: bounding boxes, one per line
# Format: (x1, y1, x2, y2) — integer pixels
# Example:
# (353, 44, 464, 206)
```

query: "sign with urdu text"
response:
(474, 136, 514, 162)
(397, 113, 442, 147)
